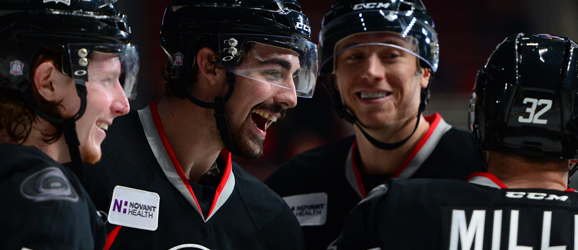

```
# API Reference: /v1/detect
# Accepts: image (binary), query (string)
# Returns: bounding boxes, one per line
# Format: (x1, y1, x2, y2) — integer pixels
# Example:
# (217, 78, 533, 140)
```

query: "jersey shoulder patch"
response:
(20, 166, 79, 202)
(283, 192, 328, 226)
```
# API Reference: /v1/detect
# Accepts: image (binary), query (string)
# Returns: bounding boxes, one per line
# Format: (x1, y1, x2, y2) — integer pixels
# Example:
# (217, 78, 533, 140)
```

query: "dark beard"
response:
(226, 102, 286, 159)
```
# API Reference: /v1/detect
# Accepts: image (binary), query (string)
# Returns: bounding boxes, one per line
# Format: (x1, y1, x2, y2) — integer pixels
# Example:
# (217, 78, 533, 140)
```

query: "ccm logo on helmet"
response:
(505, 191, 569, 201)
(353, 2, 391, 10)
(295, 21, 311, 33)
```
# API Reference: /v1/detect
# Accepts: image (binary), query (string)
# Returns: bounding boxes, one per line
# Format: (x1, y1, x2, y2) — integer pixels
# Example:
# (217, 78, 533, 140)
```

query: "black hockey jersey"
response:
(82, 103, 304, 250)
(335, 172, 578, 249)
(265, 114, 485, 249)
(0, 144, 106, 250)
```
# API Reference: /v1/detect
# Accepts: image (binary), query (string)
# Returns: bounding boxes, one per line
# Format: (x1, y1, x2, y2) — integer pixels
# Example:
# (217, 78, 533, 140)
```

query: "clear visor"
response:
(321, 10, 438, 72)
(68, 43, 139, 100)
(326, 31, 425, 73)
(468, 92, 477, 131)
(218, 34, 318, 98)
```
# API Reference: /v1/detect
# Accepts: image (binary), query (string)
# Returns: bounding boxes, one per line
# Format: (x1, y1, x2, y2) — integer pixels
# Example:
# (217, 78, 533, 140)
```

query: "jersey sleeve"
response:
(0, 165, 101, 250)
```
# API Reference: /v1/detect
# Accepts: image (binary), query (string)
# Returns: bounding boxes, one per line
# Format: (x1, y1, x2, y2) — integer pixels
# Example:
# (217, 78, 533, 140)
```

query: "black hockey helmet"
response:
(0, 0, 138, 101)
(0, 0, 138, 171)
(470, 33, 578, 160)
(320, 0, 439, 75)
(160, 0, 317, 98)
(318, 0, 439, 150)
(159, 0, 317, 155)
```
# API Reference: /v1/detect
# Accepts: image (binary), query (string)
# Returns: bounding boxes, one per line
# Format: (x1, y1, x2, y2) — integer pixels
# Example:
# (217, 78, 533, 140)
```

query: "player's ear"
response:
(197, 47, 223, 86)
(33, 61, 60, 102)
(420, 68, 431, 89)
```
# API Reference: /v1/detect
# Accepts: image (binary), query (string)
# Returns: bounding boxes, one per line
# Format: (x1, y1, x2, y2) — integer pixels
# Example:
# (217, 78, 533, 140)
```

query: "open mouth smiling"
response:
(357, 91, 392, 100)
(96, 121, 109, 131)
(251, 110, 279, 131)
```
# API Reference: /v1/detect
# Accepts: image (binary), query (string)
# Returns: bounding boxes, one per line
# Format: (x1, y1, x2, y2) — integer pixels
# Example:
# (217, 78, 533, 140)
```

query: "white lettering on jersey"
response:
(575, 215, 578, 250)
(449, 210, 485, 250)
(492, 210, 502, 250)
(505, 192, 569, 202)
(541, 211, 566, 250)
(509, 210, 532, 249)
(168, 244, 210, 250)
(449, 209, 570, 249)
(283, 192, 328, 226)
(352, 2, 391, 10)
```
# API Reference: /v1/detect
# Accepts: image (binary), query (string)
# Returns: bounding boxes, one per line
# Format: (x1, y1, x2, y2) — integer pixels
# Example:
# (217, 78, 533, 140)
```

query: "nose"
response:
(111, 83, 130, 116)
(361, 54, 385, 84)
(275, 83, 298, 109)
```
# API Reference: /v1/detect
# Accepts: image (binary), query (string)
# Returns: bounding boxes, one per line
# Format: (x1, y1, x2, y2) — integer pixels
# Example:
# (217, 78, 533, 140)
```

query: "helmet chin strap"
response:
(25, 85, 88, 181)
(181, 71, 239, 155)
(355, 112, 422, 150)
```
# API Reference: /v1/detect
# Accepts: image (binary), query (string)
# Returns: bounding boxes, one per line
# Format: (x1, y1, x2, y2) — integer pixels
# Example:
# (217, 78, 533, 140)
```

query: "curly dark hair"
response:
(0, 48, 65, 144)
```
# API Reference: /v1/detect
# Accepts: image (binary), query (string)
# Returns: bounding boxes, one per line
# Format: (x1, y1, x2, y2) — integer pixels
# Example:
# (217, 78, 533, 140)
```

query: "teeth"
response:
(96, 122, 108, 131)
(252, 110, 278, 129)
(265, 120, 275, 130)
(360, 91, 388, 99)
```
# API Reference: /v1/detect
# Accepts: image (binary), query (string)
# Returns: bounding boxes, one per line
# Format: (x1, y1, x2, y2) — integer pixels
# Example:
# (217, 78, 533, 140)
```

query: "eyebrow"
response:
(259, 58, 293, 71)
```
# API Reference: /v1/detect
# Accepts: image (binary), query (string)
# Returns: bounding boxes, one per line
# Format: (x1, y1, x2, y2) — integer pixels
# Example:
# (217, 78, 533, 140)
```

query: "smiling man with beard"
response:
(81, 0, 317, 249)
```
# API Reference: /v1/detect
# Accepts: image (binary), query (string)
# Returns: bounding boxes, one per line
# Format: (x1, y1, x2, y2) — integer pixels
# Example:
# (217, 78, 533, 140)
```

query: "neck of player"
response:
(157, 97, 223, 183)
(355, 113, 430, 175)
(486, 151, 569, 191)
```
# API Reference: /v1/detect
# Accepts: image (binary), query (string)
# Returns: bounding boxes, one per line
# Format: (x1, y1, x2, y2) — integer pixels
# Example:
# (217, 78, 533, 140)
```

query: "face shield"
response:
(218, 34, 318, 98)
(320, 10, 439, 73)
(68, 43, 139, 100)
(468, 92, 477, 131)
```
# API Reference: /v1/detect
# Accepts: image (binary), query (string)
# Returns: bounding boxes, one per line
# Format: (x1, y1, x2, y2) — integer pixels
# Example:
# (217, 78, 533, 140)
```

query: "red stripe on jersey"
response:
(207, 150, 233, 217)
(149, 102, 204, 215)
(350, 140, 367, 197)
(105, 225, 122, 250)
(393, 113, 441, 178)
(566, 188, 576, 192)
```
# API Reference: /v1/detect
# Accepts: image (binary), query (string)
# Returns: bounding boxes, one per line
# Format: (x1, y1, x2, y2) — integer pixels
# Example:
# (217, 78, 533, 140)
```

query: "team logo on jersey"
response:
(174, 52, 184, 66)
(10, 60, 24, 76)
(43, 0, 71, 5)
(20, 166, 79, 202)
(108, 186, 160, 231)
(169, 244, 211, 250)
(283, 192, 328, 226)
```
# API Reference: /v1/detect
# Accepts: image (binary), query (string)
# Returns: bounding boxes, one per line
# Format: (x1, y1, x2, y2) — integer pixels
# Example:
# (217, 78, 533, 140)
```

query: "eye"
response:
(388, 53, 399, 59)
(262, 70, 283, 80)
(346, 53, 364, 60)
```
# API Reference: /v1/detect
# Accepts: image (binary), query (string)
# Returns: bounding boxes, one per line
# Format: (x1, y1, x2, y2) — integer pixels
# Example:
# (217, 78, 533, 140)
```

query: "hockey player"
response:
(0, 0, 137, 249)
(334, 33, 578, 249)
(81, 0, 317, 249)
(265, 0, 484, 248)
